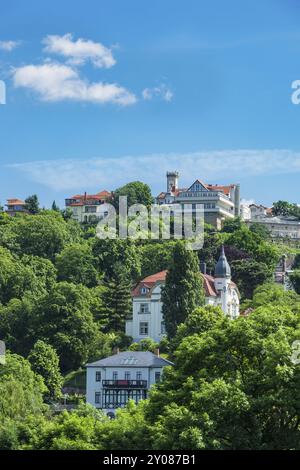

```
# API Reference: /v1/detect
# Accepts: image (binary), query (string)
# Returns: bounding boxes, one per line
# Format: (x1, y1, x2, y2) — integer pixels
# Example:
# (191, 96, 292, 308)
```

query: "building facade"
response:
(86, 351, 173, 416)
(246, 215, 300, 240)
(126, 247, 240, 343)
(249, 204, 271, 220)
(65, 190, 111, 223)
(156, 172, 240, 229)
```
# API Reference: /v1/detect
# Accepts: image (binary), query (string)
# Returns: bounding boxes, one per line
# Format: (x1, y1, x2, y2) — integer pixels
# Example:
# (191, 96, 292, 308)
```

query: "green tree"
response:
(0, 352, 46, 420)
(161, 242, 205, 339)
(292, 253, 300, 269)
(25, 194, 40, 214)
(21, 254, 57, 294)
(103, 264, 132, 332)
(51, 200, 59, 211)
(225, 224, 279, 269)
(249, 222, 270, 240)
(272, 200, 300, 219)
(222, 217, 243, 233)
(113, 181, 153, 209)
(0, 297, 35, 356)
(32, 282, 101, 372)
(139, 241, 176, 278)
(0, 247, 54, 304)
(28, 340, 63, 402)
(288, 270, 300, 294)
(92, 238, 141, 282)
(29, 405, 107, 450)
(146, 303, 300, 449)
(231, 259, 273, 299)
(56, 243, 98, 287)
(8, 213, 74, 260)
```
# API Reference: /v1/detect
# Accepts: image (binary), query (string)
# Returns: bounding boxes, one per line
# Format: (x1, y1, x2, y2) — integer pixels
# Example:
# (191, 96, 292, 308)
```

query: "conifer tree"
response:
(25, 194, 40, 214)
(162, 242, 205, 339)
(103, 263, 132, 332)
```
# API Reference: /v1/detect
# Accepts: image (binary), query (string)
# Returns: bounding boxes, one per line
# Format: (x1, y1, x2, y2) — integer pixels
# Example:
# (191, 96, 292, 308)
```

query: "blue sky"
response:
(1, 0, 300, 208)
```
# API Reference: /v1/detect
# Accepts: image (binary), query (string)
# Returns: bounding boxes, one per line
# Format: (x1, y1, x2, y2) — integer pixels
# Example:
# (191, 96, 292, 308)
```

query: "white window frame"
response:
(139, 322, 149, 335)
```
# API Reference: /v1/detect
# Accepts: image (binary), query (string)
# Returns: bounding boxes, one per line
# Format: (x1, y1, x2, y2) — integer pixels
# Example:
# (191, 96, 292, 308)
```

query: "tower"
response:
(214, 246, 231, 315)
(166, 171, 179, 193)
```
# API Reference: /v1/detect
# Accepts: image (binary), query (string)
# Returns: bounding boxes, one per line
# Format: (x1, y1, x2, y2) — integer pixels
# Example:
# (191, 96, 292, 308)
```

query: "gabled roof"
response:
(187, 179, 209, 191)
(131, 271, 167, 297)
(131, 270, 239, 299)
(86, 351, 174, 368)
(183, 180, 234, 196)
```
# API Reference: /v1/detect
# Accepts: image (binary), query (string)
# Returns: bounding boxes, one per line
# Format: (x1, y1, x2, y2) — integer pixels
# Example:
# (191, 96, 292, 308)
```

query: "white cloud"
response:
(7, 149, 300, 192)
(42, 33, 116, 68)
(12, 62, 136, 105)
(240, 198, 256, 206)
(142, 84, 173, 102)
(0, 40, 21, 51)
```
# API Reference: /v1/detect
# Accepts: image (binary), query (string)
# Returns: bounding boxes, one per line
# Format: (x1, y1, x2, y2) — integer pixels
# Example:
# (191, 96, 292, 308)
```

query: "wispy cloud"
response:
(42, 33, 115, 68)
(7, 149, 300, 192)
(0, 40, 21, 51)
(240, 198, 256, 206)
(142, 84, 173, 102)
(12, 62, 137, 105)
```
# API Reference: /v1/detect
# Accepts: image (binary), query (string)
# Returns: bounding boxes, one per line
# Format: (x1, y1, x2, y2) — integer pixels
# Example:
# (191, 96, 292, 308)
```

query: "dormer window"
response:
(140, 286, 149, 295)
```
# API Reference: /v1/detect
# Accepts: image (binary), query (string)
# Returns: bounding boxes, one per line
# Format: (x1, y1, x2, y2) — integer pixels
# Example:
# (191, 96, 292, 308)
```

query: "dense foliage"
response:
(0, 203, 298, 450)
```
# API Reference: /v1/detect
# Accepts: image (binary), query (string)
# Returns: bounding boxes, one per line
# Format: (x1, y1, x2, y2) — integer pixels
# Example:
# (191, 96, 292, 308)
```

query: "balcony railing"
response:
(102, 380, 147, 388)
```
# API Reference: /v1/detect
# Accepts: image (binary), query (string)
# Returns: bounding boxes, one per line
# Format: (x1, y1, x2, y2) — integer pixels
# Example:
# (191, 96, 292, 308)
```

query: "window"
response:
(136, 371, 142, 381)
(139, 322, 149, 335)
(155, 372, 161, 383)
(140, 303, 149, 314)
(95, 392, 101, 404)
(103, 389, 147, 408)
(95, 371, 101, 382)
(140, 287, 148, 295)
(112, 371, 118, 380)
(125, 372, 131, 380)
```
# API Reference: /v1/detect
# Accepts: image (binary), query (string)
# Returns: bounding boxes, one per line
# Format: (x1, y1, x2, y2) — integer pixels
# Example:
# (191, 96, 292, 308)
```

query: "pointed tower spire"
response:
(214, 245, 231, 278)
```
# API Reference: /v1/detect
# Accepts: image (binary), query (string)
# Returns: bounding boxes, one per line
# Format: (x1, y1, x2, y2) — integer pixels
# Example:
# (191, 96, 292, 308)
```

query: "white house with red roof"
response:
(65, 190, 111, 223)
(156, 171, 240, 229)
(126, 246, 240, 343)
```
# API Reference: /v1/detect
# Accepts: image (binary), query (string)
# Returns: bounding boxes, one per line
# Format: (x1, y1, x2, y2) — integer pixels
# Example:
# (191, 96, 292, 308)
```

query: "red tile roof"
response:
(69, 190, 111, 200)
(131, 270, 239, 298)
(202, 274, 217, 297)
(6, 198, 26, 206)
(206, 184, 233, 196)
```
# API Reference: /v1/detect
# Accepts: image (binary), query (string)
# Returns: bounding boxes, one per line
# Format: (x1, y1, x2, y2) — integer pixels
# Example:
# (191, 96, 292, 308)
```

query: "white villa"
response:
(86, 351, 173, 417)
(126, 246, 240, 343)
(156, 171, 240, 229)
(65, 190, 111, 223)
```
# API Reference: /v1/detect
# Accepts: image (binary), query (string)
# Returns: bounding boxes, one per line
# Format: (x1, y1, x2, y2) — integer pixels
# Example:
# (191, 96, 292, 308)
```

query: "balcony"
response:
(102, 380, 147, 388)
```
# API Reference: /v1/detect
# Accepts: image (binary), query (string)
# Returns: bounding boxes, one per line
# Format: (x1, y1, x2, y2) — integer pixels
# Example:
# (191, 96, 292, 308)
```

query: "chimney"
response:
(154, 348, 160, 357)
(112, 347, 120, 355)
(200, 261, 207, 275)
(84, 191, 87, 201)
